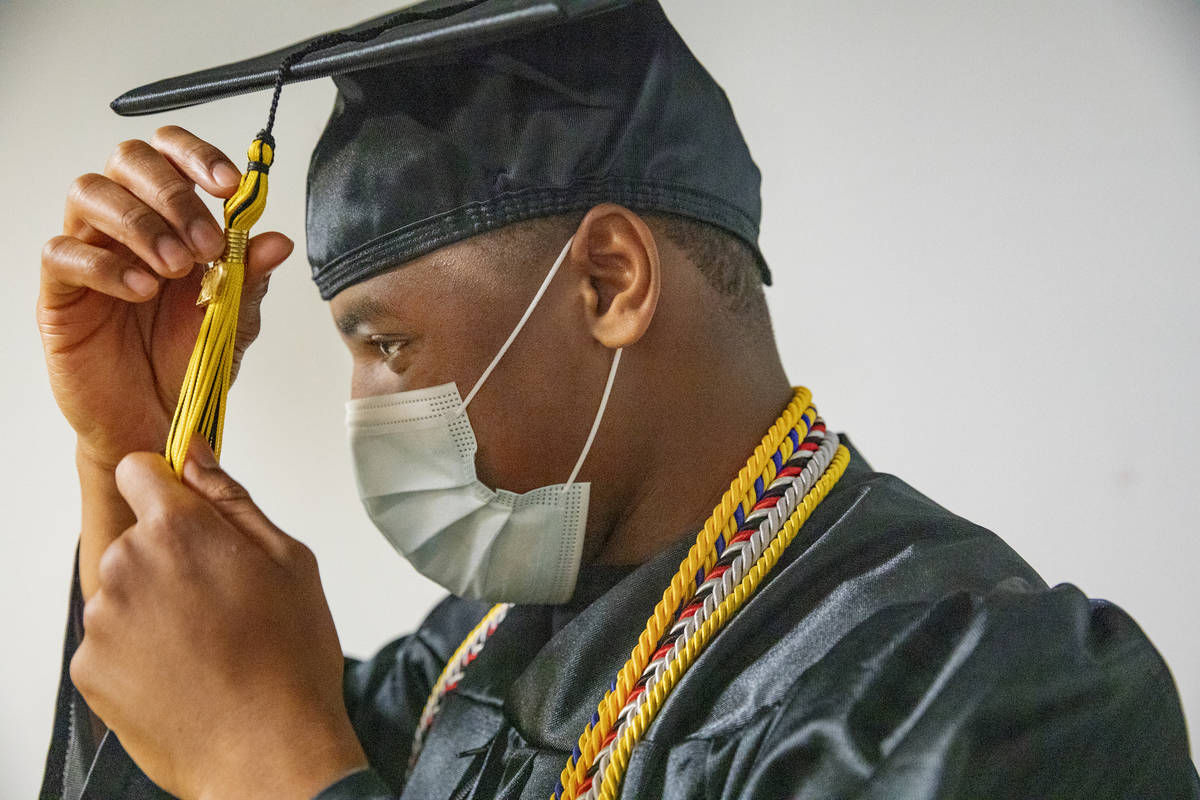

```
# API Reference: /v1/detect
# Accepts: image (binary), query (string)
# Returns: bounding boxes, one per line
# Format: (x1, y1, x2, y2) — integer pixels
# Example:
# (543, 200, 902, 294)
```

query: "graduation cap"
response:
(116, 0, 765, 472)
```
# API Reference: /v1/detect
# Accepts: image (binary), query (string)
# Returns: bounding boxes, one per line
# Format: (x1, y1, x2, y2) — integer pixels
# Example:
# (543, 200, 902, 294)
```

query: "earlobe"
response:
(570, 204, 661, 349)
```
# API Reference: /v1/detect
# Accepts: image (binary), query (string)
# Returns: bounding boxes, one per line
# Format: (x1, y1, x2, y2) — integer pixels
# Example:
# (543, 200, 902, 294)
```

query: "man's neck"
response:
(586, 364, 794, 567)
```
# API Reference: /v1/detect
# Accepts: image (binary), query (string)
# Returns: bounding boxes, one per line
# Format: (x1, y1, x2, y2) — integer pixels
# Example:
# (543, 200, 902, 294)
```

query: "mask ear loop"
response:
(562, 346, 622, 492)
(459, 235, 575, 412)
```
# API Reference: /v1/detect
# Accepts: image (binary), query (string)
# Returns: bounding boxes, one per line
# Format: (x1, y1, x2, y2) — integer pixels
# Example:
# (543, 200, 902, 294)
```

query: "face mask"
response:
(345, 236, 622, 604)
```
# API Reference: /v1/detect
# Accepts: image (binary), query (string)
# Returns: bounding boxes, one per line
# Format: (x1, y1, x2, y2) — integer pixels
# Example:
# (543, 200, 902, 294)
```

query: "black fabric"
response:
(109, 1, 633, 116)
(109, 0, 767, 300)
(41, 438, 1200, 799)
(39, 546, 81, 800)
(39, 552, 194, 800)
(305, 0, 764, 299)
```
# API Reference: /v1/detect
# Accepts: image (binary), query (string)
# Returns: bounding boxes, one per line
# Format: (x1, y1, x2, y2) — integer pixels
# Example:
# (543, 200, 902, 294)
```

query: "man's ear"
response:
(568, 204, 661, 349)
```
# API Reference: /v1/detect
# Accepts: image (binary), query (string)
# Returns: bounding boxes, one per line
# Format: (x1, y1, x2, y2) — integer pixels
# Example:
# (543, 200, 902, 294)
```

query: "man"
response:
(38, 1, 1198, 798)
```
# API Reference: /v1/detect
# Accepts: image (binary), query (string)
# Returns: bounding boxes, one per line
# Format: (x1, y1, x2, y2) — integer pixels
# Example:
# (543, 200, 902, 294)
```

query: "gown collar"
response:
(463, 436, 870, 752)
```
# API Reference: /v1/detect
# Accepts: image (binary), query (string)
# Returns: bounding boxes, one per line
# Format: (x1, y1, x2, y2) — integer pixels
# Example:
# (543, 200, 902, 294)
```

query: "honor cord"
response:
(404, 387, 850, 800)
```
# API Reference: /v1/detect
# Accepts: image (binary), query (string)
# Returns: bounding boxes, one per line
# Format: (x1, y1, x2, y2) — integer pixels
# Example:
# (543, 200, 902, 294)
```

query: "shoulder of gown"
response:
(622, 443, 1199, 799)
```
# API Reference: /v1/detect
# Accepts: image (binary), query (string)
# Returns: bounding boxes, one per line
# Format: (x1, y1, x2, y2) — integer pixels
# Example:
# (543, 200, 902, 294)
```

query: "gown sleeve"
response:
(736, 583, 1200, 800)
(312, 595, 486, 799)
(39, 544, 102, 800)
(335, 610, 456, 793)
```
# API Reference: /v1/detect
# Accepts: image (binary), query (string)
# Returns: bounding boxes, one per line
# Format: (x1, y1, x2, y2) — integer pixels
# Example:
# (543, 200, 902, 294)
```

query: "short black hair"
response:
(476, 210, 767, 317)
(643, 212, 766, 317)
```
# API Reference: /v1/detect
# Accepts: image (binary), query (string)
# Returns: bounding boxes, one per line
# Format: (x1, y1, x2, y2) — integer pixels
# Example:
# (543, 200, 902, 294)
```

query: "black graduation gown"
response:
(41, 439, 1199, 799)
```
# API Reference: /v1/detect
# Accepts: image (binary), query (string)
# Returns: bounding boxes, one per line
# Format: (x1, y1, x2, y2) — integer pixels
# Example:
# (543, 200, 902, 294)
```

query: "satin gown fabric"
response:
(40, 438, 1199, 799)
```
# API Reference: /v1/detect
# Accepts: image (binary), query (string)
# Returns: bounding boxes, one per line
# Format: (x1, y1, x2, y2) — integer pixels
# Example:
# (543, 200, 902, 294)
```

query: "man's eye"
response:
(374, 339, 408, 358)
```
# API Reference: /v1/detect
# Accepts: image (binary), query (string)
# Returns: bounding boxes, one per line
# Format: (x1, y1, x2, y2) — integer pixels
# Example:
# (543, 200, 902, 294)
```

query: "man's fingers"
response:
(150, 126, 242, 199)
(41, 235, 160, 302)
(104, 139, 225, 264)
(181, 439, 298, 566)
(65, 173, 195, 278)
(114, 449, 288, 562)
(44, 213, 291, 311)
(245, 231, 295, 281)
(114, 451, 193, 523)
(231, 232, 295, 368)
(239, 232, 295, 318)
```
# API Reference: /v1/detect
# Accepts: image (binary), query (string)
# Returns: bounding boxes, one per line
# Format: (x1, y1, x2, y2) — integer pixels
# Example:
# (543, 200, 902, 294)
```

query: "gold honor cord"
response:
(403, 389, 850, 799)
(555, 388, 814, 800)
(594, 444, 850, 800)
(164, 135, 274, 474)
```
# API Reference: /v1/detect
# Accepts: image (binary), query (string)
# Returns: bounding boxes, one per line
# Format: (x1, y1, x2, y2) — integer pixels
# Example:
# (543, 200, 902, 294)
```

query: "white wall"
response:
(1, 1, 1195, 795)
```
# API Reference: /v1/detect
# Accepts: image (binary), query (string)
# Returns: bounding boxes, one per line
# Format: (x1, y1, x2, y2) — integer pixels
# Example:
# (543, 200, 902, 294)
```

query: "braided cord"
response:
(402, 388, 851, 799)
(407, 602, 512, 774)
(554, 388, 814, 800)
(580, 424, 838, 797)
(594, 443, 851, 800)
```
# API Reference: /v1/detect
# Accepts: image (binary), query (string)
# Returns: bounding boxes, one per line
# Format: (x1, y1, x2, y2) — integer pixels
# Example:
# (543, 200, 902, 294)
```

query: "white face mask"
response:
(345, 236, 622, 604)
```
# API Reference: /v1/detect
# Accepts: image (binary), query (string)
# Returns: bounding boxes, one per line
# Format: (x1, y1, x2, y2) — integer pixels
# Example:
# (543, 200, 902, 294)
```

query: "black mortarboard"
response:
(112, 0, 767, 300)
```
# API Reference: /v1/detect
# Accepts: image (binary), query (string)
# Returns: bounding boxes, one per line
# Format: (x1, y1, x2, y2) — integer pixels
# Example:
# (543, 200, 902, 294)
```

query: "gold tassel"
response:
(164, 134, 274, 475)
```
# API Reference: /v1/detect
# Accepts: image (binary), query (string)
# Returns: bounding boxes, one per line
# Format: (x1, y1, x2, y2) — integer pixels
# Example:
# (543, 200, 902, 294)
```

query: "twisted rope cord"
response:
(401, 388, 849, 800)
(586, 423, 824, 787)
(593, 443, 851, 800)
(406, 602, 511, 775)
(582, 428, 836, 795)
(554, 389, 814, 800)
(580, 424, 836, 796)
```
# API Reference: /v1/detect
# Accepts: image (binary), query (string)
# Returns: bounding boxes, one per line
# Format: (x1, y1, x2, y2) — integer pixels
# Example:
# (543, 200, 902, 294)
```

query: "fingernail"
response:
(123, 269, 157, 298)
(212, 162, 240, 188)
(190, 219, 224, 259)
(157, 236, 193, 275)
(182, 451, 214, 489)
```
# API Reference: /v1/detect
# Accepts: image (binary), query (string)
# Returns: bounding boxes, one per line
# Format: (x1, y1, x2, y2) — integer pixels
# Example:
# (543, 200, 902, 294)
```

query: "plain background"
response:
(2, 0, 1197, 795)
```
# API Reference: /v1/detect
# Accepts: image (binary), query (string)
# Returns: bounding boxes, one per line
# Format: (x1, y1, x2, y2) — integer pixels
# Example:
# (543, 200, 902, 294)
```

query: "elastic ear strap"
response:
(563, 346, 622, 491)
(460, 235, 575, 411)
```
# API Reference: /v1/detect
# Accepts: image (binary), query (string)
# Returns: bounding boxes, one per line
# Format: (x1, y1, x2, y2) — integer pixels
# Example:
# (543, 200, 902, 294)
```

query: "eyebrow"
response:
(335, 297, 392, 336)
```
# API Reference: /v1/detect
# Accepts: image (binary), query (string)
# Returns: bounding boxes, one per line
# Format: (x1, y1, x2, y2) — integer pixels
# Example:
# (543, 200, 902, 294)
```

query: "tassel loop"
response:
(225, 133, 274, 232)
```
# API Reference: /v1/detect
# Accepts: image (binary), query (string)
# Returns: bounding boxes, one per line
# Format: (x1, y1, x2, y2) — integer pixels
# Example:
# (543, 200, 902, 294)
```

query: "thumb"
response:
(240, 230, 293, 312)
(232, 231, 294, 373)
(244, 230, 294, 285)
(114, 450, 194, 522)
(181, 437, 294, 565)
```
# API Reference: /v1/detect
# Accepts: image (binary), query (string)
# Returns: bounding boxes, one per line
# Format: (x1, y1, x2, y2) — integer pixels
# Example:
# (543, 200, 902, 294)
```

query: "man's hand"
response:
(38, 125, 293, 600)
(40, 125, 292, 470)
(70, 445, 367, 800)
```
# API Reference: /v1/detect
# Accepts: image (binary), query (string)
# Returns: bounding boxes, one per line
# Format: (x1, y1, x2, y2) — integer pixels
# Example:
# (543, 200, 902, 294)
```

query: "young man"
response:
(38, 1, 1197, 798)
